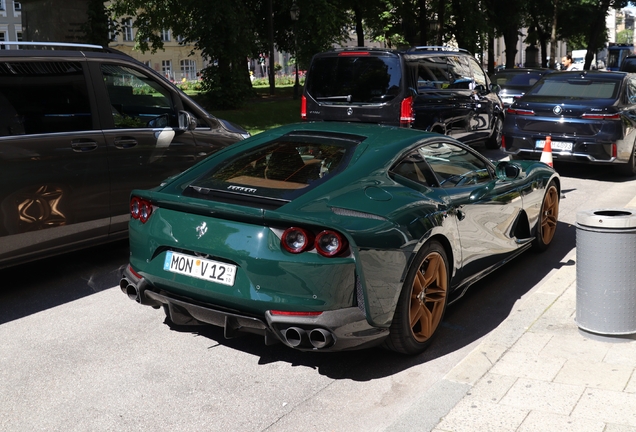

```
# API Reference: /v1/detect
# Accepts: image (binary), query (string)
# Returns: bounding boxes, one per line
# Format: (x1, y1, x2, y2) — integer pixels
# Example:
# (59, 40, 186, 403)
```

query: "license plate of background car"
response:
(536, 140, 573, 151)
(501, 97, 514, 105)
(163, 251, 236, 286)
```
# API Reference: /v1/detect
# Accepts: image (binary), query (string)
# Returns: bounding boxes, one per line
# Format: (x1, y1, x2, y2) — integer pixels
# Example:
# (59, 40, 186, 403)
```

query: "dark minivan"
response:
(302, 46, 504, 149)
(0, 42, 248, 269)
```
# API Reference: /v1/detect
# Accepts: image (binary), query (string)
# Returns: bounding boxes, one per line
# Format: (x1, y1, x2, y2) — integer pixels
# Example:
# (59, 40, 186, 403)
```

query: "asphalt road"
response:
(2, 155, 636, 431)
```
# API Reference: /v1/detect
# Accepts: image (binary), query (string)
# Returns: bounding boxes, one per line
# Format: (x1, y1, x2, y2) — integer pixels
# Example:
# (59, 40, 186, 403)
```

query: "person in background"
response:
(562, 54, 575, 70)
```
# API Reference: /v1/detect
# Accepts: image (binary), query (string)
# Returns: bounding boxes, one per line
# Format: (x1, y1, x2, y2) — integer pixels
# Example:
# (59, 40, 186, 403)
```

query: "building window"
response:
(0, 32, 5, 49)
(122, 18, 133, 42)
(0, 0, 5, 11)
(176, 35, 185, 44)
(14, 1, 20, 11)
(161, 60, 172, 80)
(161, 29, 171, 42)
(180, 59, 196, 80)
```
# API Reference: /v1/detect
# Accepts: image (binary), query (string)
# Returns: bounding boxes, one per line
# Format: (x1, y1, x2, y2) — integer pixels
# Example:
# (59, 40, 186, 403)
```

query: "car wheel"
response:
(533, 181, 559, 252)
(485, 115, 503, 149)
(615, 144, 636, 177)
(385, 240, 449, 355)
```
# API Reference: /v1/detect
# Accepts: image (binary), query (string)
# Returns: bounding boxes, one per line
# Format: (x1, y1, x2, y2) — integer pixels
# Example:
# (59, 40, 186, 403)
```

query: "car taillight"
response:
(315, 230, 347, 257)
(130, 196, 153, 224)
(581, 113, 621, 120)
(506, 107, 535, 115)
(301, 95, 307, 120)
(338, 51, 370, 56)
(400, 96, 414, 125)
(280, 227, 348, 257)
(501, 135, 506, 150)
(281, 227, 314, 253)
(612, 143, 617, 158)
(270, 310, 323, 316)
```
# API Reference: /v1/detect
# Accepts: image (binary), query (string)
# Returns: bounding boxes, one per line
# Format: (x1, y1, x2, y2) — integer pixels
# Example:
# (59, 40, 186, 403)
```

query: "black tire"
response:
(485, 115, 503, 150)
(385, 241, 449, 355)
(533, 181, 559, 252)
(615, 144, 636, 177)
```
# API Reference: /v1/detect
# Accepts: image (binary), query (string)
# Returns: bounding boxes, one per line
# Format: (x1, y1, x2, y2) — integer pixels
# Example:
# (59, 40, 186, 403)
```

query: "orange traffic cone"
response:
(540, 136, 554, 168)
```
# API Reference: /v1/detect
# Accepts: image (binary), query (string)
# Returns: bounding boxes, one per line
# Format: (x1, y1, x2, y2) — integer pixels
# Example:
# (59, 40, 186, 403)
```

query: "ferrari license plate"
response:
(164, 251, 236, 286)
(536, 139, 573, 151)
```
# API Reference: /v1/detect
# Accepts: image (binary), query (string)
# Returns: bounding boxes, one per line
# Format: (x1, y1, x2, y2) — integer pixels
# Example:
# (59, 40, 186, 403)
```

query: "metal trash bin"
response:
(576, 209, 636, 335)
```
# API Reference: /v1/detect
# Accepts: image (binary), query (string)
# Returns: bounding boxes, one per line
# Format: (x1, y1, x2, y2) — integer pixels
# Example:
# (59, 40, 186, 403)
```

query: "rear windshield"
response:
(491, 71, 545, 88)
(305, 54, 401, 104)
(527, 76, 620, 99)
(187, 132, 362, 203)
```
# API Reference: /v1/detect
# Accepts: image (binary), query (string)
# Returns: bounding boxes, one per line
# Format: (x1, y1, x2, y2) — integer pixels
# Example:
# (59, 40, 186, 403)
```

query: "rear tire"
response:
(485, 116, 503, 149)
(385, 241, 449, 355)
(533, 181, 559, 252)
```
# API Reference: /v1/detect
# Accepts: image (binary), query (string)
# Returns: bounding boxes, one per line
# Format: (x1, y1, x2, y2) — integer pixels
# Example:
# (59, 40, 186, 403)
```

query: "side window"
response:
(627, 78, 636, 104)
(418, 141, 493, 188)
(416, 56, 450, 91)
(446, 56, 473, 90)
(0, 61, 92, 136)
(390, 150, 438, 187)
(100, 64, 176, 129)
(468, 57, 487, 88)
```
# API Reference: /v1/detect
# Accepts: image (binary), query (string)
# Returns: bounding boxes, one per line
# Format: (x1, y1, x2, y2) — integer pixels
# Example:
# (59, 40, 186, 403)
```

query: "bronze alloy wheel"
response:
(386, 241, 449, 354)
(534, 181, 559, 251)
(409, 251, 448, 342)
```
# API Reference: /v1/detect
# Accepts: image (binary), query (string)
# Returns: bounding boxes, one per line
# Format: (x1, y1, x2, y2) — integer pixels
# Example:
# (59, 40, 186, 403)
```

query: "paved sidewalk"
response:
(432, 248, 636, 432)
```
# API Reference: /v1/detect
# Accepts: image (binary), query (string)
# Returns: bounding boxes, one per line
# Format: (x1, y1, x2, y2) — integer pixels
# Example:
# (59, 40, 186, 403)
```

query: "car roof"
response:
(314, 45, 473, 58)
(0, 41, 137, 62)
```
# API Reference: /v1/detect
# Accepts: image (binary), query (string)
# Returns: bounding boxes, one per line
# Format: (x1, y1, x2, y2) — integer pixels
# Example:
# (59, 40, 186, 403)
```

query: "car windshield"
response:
(491, 71, 545, 88)
(187, 132, 362, 202)
(527, 76, 620, 99)
(305, 54, 401, 104)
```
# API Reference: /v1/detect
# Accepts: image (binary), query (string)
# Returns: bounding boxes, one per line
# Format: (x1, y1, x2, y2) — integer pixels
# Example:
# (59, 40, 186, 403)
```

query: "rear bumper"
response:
(503, 135, 627, 164)
(120, 266, 388, 352)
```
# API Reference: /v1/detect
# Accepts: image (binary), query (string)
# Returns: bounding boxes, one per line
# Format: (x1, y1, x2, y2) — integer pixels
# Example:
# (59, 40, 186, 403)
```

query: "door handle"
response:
(114, 137, 138, 149)
(71, 139, 98, 152)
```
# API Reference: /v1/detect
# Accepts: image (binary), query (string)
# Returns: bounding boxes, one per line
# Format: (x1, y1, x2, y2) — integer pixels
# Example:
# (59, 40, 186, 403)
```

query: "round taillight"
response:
(130, 197, 141, 220)
(281, 227, 314, 253)
(130, 197, 152, 223)
(139, 201, 152, 223)
(315, 230, 347, 257)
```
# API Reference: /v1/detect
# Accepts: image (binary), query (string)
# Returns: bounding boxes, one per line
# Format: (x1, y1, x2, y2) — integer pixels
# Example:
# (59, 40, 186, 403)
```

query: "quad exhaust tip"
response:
(283, 327, 334, 349)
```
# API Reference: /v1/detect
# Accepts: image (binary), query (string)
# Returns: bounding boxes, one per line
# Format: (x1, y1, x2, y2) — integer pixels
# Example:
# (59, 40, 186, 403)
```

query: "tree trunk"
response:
(584, 0, 612, 70)
(503, 27, 518, 69)
(354, 5, 364, 46)
(549, 0, 558, 69)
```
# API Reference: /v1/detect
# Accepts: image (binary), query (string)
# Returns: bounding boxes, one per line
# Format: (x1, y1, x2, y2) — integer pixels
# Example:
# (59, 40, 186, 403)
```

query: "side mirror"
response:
(495, 160, 521, 180)
(178, 110, 197, 131)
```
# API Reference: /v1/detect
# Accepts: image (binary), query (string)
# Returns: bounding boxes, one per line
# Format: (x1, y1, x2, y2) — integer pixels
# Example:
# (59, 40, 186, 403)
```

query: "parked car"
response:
(619, 54, 636, 72)
(120, 122, 560, 354)
(0, 42, 248, 269)
(607, 44, 634, 71)
(301, 46, 504, 149)
(503, 70, 636, 176)
(490, 68, 554, 107)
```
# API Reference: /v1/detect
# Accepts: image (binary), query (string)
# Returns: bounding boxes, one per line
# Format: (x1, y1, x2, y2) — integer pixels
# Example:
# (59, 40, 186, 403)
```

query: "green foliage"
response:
(617, 29, 634, 44)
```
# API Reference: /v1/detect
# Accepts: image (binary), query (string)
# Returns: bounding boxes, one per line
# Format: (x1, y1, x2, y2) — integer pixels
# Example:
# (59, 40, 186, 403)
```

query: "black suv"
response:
(0, 42, 248, 269)
(302, 46, 504, 149)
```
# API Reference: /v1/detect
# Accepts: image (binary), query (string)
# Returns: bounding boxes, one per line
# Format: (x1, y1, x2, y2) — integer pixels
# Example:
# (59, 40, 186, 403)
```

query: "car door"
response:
(0, 59, 110, 266)
(420, 141, 525, 279)
(442, 55, 479, 142)
(89, 61, 205, 234)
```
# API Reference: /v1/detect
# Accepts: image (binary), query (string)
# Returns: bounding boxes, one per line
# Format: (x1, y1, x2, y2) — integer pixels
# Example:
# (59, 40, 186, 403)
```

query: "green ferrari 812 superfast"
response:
(120, 122, 560, 354)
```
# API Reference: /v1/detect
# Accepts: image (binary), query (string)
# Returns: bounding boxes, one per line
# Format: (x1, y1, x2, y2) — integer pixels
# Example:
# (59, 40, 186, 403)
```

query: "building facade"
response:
(0, 1, 22, 47)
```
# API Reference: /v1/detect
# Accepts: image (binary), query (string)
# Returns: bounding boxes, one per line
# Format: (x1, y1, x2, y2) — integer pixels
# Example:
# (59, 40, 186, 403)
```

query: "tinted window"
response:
(621, 57, 636, 73)
(0, 61, 91, 136)
(491, 71, 545, 88)
(101, 63, 176, 128)
(528, 76, 619, 99)
(418, 142, 492, 188)
(188, 132, 362, 202)
(305, 55, 401, 103)
(446, 56, 473, 89)
(468, 57, 487, 88)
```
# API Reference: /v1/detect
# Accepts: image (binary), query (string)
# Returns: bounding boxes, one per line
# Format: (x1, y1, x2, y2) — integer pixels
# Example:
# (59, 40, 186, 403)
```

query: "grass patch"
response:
(193, 86, 303, 135)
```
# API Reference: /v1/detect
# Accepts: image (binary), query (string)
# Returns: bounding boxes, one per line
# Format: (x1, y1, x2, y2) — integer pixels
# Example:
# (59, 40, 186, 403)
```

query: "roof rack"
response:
(0, 41, 104, 50)
(407, 46, 470, 54)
